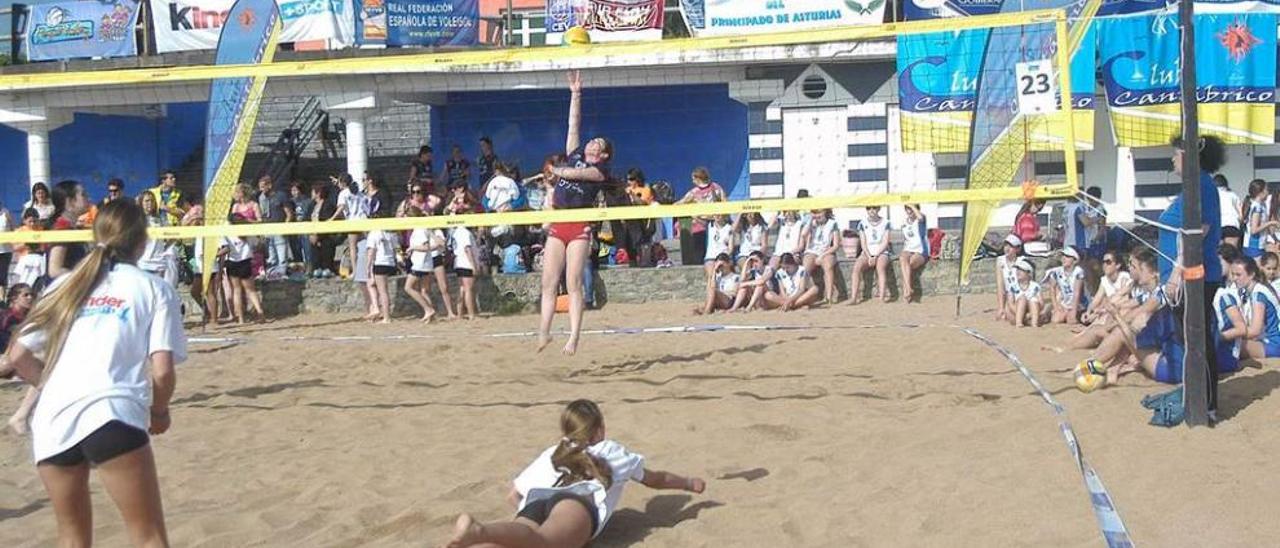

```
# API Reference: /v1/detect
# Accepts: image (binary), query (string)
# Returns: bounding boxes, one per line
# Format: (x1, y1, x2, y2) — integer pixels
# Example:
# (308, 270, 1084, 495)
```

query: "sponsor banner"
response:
(27, 0, 141, 61)
(684, 0, 885, 37)
(545, 0, 664, 44)
(150, 0, 352, 52)
(906, 0, 1280, 20)
(356, 0, 388, 45)
(201, 0, 282, 281)
(385, 0, 478, 46)
(1100, 13, 1277, 146)
(896, 24, 1095, 152)
(679, 0, 705, 29)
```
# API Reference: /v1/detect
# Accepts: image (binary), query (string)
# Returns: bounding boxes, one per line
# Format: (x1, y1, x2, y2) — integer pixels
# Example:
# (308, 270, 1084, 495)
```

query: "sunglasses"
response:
(1102, 259, 1115, 265)
(108, 188, 122, 193)
(413, 189, 425, 194)
(18, 293, 32, 298)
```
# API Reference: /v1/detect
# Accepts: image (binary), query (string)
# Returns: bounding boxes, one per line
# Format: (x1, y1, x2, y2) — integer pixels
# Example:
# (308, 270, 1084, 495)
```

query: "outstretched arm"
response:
(639, 468, 706, 493)
(567, 71, 583, 155)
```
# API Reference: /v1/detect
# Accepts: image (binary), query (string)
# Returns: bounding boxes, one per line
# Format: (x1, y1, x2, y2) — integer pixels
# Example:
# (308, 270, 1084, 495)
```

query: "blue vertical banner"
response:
(1099, 13, 1277, 146)
(385, 0, 478, 46)
(26, 0, 141, 62)
(201, 0, 282, 282)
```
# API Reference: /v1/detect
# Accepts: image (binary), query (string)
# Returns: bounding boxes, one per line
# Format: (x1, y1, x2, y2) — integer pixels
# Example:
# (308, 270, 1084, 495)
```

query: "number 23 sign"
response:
(1014, 60, 1059, 115)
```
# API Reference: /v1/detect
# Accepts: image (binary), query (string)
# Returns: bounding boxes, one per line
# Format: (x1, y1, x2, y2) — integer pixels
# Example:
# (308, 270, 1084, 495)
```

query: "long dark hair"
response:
(1233, 255, 1280, 304)
(1245, 178, 1266, 226)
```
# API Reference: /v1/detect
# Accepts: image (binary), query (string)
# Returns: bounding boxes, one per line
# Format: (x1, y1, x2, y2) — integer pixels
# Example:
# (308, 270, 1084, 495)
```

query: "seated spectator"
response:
(1081, 250, 1132, 326)
(763, 252, 819, 311)
(4, 283, 36, 436)
(694, 253, 744, 315)
(1008, 258, 1045, 328)
(897, 203, 930, 304)
(1043, 246, 1086, 325)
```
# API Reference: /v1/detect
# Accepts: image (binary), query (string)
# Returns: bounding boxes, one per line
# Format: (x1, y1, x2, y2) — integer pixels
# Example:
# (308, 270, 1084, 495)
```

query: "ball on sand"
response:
(563, 26, 591, 46)
(1074, 359, 1107, 393)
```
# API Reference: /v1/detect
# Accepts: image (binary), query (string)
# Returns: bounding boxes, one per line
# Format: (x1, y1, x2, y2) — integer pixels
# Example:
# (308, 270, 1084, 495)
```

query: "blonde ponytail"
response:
(19, 200, 148, 385)
(550, 399, 612, 489)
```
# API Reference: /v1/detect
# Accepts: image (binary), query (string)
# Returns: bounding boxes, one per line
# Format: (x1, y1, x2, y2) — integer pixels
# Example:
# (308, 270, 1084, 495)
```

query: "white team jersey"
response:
(860, 217, 890, 256)
(774, 221, 803, 258)
(716, 272, 740, 295)
(901, 216, 928, 256)
(997, 256, 1020, 295)
(705, 223, 733, 261)
(805, 218, 837, 256)
(1012, 280, 1042, 302)
(1043, 265, 1085, 306)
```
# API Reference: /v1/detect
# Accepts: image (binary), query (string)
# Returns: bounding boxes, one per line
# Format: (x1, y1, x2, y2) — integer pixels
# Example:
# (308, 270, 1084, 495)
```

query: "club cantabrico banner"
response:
(1100, 12, 1277, 145)
(896, 24, 1097, 152)
(149, 0, 353, 52)
(678, 0, 886, 37)
(545, 0, 665, 44)
(26, 0, 141, 61)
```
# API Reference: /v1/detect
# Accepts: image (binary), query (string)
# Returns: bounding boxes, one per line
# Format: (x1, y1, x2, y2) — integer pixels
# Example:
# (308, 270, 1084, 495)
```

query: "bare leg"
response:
(37, 461, 93, 548)
(792, 287, 821, 309)
(97, 445, 169, 548)
(231, 281, 246, 324)
(461, 277, 477, 320)
(821, 255, 837, 303)
(345, 234, 358, 277)
(848, 255, 867, 305)
(538, 238, 568, 352)
(374, 275, 392, 323)
(7, 386, 39, 436)
(244, 279, 265, 319)
(875, 255, 890, 302)
(447, 501, 593, 548)
(697, 277, 717, 315)
(1030, 301, 1043, 328)
(363, 280, 380, 320)
(434, 266, 458, 319)
(1015, 298, 1028, 327)
(563, 239, 590, 355)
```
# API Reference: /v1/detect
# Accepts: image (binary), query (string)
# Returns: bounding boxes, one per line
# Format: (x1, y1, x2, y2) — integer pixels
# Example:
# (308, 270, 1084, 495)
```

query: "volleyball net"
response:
(0, 9, 1083, 288)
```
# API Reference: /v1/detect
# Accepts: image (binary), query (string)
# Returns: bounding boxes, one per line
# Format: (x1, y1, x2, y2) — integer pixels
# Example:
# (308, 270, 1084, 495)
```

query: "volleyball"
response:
(563, 26, 591, 46)
(1073, 359, 1107, 393)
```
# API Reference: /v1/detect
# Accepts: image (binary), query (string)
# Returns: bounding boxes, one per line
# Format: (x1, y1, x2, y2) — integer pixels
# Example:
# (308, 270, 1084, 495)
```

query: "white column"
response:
(27, 125, 50, 188)
(345, 113, 367, 181)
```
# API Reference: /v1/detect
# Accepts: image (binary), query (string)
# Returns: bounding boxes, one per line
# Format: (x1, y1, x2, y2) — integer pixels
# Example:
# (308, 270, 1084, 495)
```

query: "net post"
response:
(1178, 0, 1212, 427)
(1052, 13, 1079, 198)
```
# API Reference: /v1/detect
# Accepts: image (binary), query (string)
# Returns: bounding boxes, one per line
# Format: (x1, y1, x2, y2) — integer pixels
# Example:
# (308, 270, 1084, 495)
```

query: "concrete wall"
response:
(428, 84, 750, 197)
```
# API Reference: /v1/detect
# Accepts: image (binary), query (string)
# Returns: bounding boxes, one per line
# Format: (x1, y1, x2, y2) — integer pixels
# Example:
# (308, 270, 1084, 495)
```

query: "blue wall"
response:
(0, 103, 208, 212)
(430, 84, 749, 199)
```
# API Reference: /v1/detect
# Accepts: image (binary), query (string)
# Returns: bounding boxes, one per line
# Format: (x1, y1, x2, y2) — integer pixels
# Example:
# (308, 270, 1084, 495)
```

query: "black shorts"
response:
(454, 268, 474, 278)
(410, 269, 432, 277)
(225, 258, 253, 279)
(1223, 225, 1242, 239)
(516, 492, 599, 536)
(39, 420, 149, 467)
(372, 265, 397, 276)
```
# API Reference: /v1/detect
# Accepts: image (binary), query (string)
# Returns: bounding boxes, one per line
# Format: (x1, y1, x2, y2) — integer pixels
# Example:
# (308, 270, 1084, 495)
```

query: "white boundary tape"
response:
(962, 327, 1134, 548)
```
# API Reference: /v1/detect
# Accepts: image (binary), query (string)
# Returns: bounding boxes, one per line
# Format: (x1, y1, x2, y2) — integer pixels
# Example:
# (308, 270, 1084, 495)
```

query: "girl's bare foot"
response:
(537, 331, 553, 353)
(422, 310, 436, 323)
(7, 414, 28, 436)
(563, 334, 580, 356)
(445, 514, 483, 548)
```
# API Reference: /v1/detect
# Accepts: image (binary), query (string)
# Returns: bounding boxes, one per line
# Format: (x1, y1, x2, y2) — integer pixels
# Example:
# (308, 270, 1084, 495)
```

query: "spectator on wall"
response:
(257, 175, 291, 276)
(477, 136, 499, 194)
(149, 171, 186, 227)
(24, 183, 54, 223)
(290, 181, 315, 272)
(409, 145, 436, 196)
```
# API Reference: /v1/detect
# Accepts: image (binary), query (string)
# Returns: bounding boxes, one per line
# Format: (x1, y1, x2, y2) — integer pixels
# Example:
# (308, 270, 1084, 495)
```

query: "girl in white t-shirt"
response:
(897, 204, 930, 304)
(695, 252, 744, 315)
(763, 252, 820, 311)
(365, 228, 399, 324)
(402, 206, 439, 322)
(451, 225, 479, 320)
(733, 213, 768, 273)
(702, 215, 733, 277)
(445, 399, 705, 548)
(222, 214, 264, 325)
(1043, 246, 1087, 325)
(1082, 250, 1132, 326)
(1, 199, 186, 547)
(802, 209, 840, 304)
(995, 234, 1023, 322)
(850, 206, 891, 305)
(1009, 258, 1045, 328)
(770, 211, 804, 269)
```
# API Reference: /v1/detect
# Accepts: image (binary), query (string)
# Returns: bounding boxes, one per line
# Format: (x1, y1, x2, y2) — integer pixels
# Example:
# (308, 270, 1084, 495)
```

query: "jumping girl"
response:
(897, 203, 929, 304)
(538, 70, 613, 355)
(994, 234, 1022, 321)
(404, 206, 439, 322)
(850, 205, 891, 305)
(1043, 247, 1086, 324)
(445, 399, 705, 548)
(801, 209, 840, 304)
(0, 199, 187, 547)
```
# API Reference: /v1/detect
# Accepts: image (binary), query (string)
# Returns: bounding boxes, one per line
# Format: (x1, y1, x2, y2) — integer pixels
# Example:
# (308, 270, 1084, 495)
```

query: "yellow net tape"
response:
(0, 184, 1077, 245)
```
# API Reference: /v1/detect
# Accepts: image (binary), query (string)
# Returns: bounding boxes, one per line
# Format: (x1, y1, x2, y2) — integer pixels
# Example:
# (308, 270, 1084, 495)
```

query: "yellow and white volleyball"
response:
(1073, 359, 1107, 393)
(563, 26, 591, 46)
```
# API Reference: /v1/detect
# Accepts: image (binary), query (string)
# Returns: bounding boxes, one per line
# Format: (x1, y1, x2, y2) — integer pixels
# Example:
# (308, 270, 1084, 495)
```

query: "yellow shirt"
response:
(150, 185, 184, 226)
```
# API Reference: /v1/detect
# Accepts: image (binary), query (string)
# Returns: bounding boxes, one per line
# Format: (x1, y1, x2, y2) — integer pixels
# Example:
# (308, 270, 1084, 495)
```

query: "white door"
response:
(783, 107, 854, 228)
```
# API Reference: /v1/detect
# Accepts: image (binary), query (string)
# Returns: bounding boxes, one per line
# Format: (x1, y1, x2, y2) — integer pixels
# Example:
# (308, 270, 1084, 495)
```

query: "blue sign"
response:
(203, 0, 280, 193)
(27, 0, 140, 62)
(680, 0, 705, 30)
(385, 0, 478, 47)
(904, 0, 1170, 20)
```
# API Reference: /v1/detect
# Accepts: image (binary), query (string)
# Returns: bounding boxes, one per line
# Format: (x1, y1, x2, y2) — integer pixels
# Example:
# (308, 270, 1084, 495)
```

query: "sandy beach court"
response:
(3, 298, 1279, 547)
